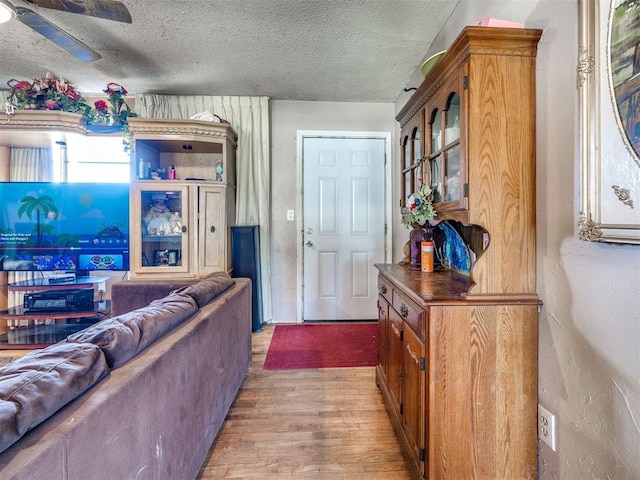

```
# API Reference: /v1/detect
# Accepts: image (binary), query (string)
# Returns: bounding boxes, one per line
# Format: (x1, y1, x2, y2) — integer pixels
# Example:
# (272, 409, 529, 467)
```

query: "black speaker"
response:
(231, 225, 264, 332)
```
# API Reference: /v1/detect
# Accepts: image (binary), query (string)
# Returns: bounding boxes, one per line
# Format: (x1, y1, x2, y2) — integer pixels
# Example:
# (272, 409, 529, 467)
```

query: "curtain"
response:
(136, 95, 272, 323)
(10, 148, 53, 182)
(0, 90, 55, 309)
(8, 148, 53, 309)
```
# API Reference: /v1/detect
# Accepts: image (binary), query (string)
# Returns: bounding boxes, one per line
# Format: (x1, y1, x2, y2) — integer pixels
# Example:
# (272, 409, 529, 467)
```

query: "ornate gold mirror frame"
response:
(578, 0, 640, 244)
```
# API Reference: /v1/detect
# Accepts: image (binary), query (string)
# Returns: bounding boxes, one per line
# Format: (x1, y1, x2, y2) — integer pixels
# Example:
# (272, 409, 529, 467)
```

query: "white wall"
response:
(269, 100, 396, 323)
(397, 1, 640, 478)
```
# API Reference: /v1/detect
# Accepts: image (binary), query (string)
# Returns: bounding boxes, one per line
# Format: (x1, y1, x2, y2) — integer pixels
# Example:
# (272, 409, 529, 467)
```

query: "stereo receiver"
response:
(24, 288, 95, 312)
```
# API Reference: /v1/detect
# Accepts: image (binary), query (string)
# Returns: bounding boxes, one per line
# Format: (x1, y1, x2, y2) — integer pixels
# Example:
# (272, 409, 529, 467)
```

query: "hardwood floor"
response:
(197, 323, 412, 480)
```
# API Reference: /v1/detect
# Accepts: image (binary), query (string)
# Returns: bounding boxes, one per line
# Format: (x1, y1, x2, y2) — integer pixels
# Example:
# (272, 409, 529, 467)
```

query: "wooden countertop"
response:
(375, 263, 540, 307)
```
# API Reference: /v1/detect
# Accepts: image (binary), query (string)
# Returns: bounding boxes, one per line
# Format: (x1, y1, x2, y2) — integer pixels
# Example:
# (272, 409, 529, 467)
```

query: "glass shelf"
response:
(0, 317, 102, 349)
(0, 301, 111, 349)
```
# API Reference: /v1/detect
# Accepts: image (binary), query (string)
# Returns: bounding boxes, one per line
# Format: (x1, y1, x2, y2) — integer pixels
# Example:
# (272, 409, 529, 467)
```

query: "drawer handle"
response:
(380, 285, 387, 294)
(400, 304, 409, 317)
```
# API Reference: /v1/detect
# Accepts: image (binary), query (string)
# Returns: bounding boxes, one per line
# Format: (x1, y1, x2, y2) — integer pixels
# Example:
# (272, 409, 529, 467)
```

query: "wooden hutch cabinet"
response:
(377, 26, 543, 480)
(127, 118, 237, 279)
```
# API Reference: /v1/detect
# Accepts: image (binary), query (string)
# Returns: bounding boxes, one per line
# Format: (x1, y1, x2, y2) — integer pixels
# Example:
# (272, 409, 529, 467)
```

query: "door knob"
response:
(305, 241, 314, 247)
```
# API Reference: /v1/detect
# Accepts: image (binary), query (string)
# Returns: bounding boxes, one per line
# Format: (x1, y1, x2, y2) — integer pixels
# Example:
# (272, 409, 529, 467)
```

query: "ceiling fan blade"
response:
(24, 0, 131, 23)
(16, 7, 101, 62)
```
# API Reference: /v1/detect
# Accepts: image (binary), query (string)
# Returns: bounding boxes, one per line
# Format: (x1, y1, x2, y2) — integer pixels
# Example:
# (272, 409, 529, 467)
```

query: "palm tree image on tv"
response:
(17, 193, 59, 247)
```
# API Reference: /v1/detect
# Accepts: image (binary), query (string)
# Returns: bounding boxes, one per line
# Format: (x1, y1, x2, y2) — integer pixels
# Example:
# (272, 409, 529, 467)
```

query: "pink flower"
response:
(56, 78, 69, 92)
(94, 100, 108, 112)
(15, 81, 31, 90)
(105, 82, 127, 96)
(45, 100, 58, 110)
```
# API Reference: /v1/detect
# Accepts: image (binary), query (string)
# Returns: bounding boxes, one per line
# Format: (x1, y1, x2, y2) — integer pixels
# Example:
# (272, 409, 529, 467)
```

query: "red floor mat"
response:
(263, 323, 378, 370)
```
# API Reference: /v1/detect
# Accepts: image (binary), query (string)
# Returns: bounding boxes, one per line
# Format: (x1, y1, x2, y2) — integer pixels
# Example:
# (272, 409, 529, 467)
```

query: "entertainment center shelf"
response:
(128, 118, 238, 279)
(0, 112, 238, 319)
(6, 276, 110, 291)
(0, 276, 111, 349)
(0, 306, 109, 349)
(1, 301, 110, 319)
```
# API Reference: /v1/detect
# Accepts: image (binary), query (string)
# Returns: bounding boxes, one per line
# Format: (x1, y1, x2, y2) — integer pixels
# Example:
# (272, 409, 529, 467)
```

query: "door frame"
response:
(296, 130, 393, 323)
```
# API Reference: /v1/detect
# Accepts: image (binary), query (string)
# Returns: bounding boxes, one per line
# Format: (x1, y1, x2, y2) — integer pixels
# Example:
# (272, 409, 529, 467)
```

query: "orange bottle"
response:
(421, 241, 434, 273)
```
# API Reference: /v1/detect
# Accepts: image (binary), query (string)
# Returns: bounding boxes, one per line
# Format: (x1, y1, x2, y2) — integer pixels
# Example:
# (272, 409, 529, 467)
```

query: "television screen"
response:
(0, 182, 129, 272)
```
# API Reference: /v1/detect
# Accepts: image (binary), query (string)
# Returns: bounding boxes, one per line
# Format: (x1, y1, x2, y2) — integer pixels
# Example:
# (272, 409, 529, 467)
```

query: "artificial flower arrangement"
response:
(402, 184, 437, 228)
(87, 82, 137, 153)
(7, 73, 92, 115)
(6, 73, 137, 152)
(88, 82, 136, 126)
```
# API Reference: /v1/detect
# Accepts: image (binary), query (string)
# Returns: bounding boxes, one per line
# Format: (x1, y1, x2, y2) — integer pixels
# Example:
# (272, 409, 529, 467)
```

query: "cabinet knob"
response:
(380, 285, 387, 294)
(400, 304, 409, 317)
(210, 226, 216, 233)
(182, 225, 187, 233)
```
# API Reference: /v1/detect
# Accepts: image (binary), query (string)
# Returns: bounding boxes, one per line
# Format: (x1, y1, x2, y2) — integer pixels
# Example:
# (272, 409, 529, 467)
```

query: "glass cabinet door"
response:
(444, 144, 461, 202)
(427, 90, 464, 209)
(401, 135, 411, 207)
(428, 108, 443, 203)
(444, 94, 460, 145)
(131, 183, 190, 274)
(431, 109, 442, 153)
(400, 115, 425, 207)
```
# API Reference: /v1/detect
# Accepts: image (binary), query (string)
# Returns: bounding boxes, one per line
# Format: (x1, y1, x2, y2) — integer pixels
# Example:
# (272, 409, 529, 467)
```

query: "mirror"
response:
(579, 0, 640, 244)
(610, 1, 640, 165)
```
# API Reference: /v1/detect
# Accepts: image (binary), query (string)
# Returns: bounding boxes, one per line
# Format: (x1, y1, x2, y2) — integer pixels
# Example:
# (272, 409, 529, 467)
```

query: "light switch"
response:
(287, 209, 295, 221)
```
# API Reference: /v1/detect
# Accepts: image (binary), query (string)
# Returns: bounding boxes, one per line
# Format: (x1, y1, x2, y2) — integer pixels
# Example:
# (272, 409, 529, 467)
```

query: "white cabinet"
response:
(196, 184, 235, 275)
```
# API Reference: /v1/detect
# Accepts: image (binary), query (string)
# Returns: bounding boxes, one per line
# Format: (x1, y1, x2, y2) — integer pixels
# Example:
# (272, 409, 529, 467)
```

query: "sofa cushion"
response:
(68, 292, 198, 368)
(0, 342, 109, 454)
(179, 271, 235, 308)
(116, 291, 198, 354)
(66, 318, 140, 369)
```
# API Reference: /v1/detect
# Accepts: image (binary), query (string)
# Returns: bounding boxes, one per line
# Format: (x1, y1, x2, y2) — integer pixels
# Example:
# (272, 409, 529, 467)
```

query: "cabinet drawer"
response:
(378, 275, 393, 305)
(392, 289, 425, 340)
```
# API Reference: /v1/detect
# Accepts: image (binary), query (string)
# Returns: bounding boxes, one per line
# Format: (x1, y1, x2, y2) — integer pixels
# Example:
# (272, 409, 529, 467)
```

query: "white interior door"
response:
(302, 136, 386, 321)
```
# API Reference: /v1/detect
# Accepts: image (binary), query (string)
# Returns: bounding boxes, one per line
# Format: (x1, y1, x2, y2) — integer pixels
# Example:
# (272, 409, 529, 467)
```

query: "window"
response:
(54, 136, 129, 183)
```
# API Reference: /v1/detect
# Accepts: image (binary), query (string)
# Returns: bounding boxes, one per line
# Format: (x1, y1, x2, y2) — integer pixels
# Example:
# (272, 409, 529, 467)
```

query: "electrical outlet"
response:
(538, 404, 557, 451)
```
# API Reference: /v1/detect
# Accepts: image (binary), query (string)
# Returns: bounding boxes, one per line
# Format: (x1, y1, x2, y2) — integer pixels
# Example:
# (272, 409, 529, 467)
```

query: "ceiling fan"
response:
(0, 0, 131, 62)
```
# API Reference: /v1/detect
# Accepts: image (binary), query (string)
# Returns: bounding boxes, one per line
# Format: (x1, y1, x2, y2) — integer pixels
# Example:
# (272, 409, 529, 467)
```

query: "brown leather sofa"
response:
(0, 273, 252, 480)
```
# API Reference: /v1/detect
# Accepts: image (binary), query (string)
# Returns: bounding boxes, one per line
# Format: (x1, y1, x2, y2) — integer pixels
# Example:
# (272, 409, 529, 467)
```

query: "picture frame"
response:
(153, 249, 179, 266)
(578, 0, 640, 244)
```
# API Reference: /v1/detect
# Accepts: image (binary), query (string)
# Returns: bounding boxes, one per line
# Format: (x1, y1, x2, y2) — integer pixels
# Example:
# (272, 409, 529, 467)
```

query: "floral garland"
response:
(402, 184, 437, 228)
(6, 74, 137, 153)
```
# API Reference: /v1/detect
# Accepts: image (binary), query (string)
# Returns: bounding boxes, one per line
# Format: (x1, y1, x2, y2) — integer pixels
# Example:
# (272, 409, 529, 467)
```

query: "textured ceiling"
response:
(0, 0, 458, 102)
